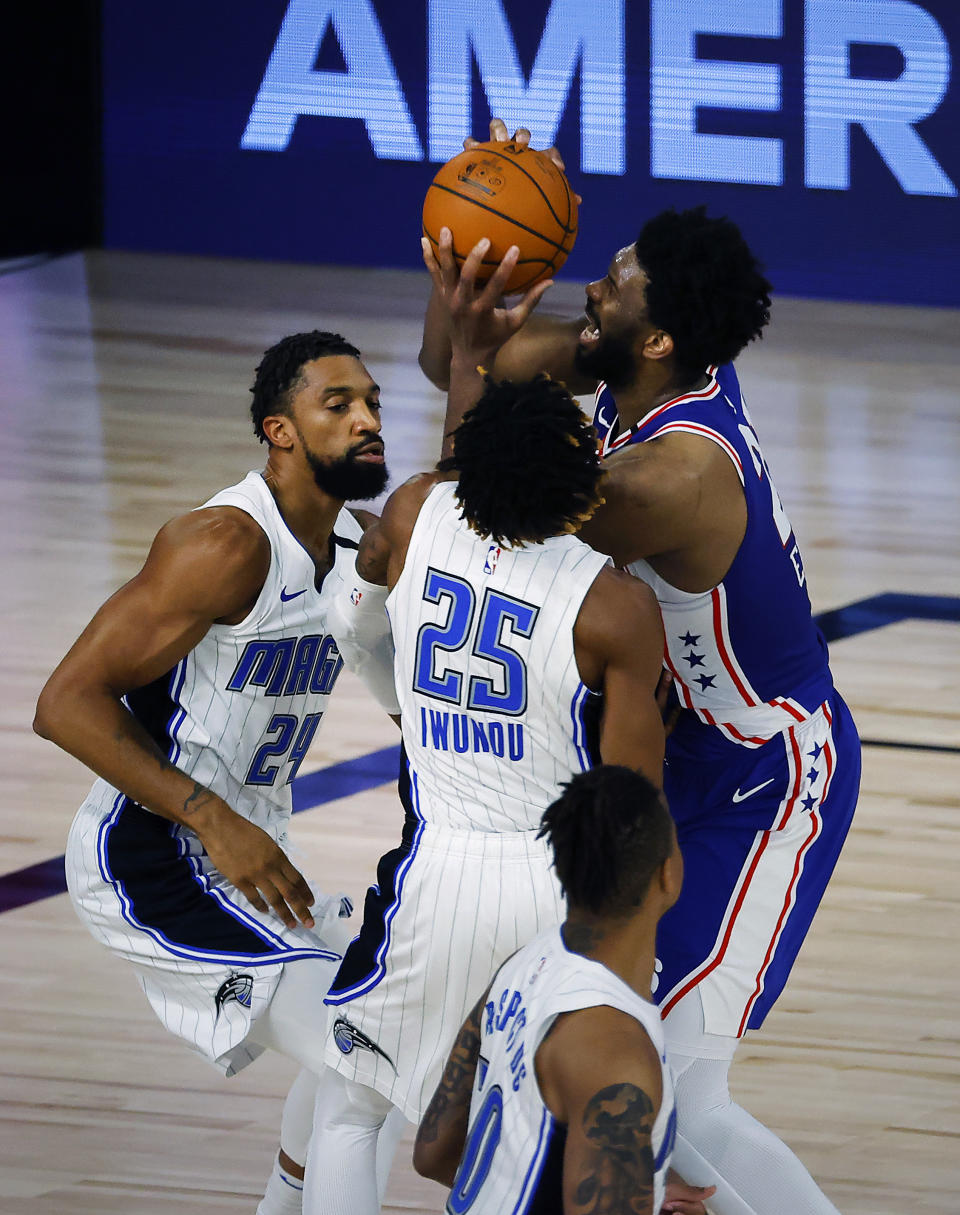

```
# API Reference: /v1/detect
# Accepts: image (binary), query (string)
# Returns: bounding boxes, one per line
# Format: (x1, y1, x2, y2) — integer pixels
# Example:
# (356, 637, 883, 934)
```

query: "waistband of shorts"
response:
(413, 824, 552, 859)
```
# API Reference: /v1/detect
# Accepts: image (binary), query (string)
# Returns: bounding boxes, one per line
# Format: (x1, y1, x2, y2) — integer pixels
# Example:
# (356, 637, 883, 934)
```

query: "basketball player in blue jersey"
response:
(307, 367, 671, 1214)
(415, 765, 706, 1215)
(34, 331, 402, 1215)
(419, 121, 860, 1215)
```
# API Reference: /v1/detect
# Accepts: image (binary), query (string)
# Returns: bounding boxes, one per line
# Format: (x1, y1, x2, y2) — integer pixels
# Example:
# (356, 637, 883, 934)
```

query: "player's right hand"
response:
(196, 805, 316, 930)
(421, 227, 552, 360)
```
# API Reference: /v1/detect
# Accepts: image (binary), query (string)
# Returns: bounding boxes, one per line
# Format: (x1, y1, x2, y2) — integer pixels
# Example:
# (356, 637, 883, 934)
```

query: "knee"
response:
(313, 1069, 391, 1139)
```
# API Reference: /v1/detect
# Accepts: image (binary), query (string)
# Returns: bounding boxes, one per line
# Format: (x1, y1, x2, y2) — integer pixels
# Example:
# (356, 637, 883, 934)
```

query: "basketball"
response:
(422, 140, 578, 294)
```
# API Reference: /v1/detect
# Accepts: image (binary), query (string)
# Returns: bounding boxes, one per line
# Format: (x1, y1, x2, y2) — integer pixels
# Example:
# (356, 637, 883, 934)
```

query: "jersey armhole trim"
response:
(645, 421, 745, 485)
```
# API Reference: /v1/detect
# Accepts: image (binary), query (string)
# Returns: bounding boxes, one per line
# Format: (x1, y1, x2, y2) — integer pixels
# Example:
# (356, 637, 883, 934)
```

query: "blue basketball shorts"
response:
(654, 691, 860, 1036)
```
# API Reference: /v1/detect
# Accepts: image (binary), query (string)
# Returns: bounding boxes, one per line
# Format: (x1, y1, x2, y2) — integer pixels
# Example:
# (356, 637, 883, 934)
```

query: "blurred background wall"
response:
(5, 1, 959, 304)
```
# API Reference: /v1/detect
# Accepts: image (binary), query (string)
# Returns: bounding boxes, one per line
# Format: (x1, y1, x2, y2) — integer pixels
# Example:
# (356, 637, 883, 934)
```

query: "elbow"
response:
(33, 682, 61, 741)
(418, 347, 450, 392)
(34, 670, 85, 744)
(412, 1137, 457, 1187)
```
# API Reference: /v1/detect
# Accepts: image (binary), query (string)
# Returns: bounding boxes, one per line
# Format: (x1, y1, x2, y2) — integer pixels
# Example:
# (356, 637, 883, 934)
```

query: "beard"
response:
(304, 443, 389, 501)
(574, 329, 637, 388)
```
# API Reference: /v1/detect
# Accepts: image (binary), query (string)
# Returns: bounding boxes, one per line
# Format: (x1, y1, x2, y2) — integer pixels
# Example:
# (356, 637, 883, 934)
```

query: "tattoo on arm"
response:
(572, 1083, 656, 1214)
(182, 781, 214, 817)
(417, 998, 483, 1147)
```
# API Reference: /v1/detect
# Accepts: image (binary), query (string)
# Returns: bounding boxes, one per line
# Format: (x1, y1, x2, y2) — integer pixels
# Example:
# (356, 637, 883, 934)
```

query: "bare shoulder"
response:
(153, 505, 268, 568)
(577, 565, 663, 640)
(604, 428, 737, 503)
(146, 506, 271, 615)
(355, 472, 444, 585)
(538, 1002, 663, 1123)
(379, 471, 444, 542)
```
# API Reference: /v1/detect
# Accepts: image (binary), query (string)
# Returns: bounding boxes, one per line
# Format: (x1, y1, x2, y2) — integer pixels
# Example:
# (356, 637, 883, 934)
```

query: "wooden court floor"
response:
(1, 250, 958, 1214)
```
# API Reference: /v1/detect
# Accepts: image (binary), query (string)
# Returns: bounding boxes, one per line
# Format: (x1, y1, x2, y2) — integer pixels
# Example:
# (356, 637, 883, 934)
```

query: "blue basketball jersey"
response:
(594, 364, 834, 751)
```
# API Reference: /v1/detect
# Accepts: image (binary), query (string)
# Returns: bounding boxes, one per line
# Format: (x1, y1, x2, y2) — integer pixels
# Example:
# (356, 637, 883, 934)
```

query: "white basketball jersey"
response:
(387, 481, 610, 832)
(100, 471, 361, 836)
(451, 925, 675, 1215)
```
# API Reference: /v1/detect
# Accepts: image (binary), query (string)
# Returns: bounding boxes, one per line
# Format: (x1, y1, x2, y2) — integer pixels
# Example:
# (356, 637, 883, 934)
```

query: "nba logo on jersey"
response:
(484, 544, 501, 574)
(350, 587, 363, 606)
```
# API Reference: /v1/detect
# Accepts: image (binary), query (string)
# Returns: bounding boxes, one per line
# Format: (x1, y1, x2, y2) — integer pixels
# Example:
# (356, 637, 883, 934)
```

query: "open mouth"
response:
(353, 443, 385, 463)
(580, 312, 601, 347)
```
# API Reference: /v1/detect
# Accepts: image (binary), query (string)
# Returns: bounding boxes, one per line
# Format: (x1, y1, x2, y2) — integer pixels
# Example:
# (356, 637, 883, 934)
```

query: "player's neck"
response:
(612, 361, 710, 431)
(561, 913, 659, 1002)
(262, 459, 344, 562)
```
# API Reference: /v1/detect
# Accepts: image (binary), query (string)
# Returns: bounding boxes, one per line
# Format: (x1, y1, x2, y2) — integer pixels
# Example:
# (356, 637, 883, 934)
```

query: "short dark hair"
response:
(635, 206, 772, 373)
(250, 330, 362, 443)
(437, 374, 603, 546)
(538, 766, 675, 916)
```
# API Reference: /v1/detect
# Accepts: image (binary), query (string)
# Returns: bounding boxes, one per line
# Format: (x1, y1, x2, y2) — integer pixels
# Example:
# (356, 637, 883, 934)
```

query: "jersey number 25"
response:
(413, 569, 539, 716)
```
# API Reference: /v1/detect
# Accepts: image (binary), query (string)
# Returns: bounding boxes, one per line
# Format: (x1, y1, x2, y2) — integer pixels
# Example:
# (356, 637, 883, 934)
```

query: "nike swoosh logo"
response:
(280, 586, 307, 602)
(732, 778, 775, 803)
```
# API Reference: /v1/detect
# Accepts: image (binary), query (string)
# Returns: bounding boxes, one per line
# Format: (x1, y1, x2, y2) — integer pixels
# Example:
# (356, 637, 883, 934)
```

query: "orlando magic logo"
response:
(484, 544, 501, 575)
(215, 973, 253, 1017)
(332, 1017, 396, 1071)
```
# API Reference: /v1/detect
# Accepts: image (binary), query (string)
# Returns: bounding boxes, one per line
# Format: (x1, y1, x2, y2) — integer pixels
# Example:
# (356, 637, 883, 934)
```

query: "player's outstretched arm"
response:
(418, 118, 591, 395)
(414, 988, 488, 1186)
(34, 507, 317, 929)
(537, 1005, 665, 1215)
(574, 568, 666, 786)
(422, 230, 554, 461)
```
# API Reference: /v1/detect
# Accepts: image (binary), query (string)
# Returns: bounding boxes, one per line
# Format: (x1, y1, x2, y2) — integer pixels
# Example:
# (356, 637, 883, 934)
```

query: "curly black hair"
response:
(437, 374, 604, 546)
(250, 330, 362, 443)
(635, 206, 772, 373)
(538, 766, 674, 916)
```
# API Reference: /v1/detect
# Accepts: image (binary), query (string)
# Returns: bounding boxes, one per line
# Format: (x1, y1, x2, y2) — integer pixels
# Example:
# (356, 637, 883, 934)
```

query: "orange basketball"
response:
(422, 140, 578, 294)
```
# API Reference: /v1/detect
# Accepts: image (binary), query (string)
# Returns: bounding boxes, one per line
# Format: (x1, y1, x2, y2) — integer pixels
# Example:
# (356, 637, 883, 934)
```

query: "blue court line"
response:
(860, 738, 960, 755)
(816, 592, 960, 642)
(4, 592, 959, 915)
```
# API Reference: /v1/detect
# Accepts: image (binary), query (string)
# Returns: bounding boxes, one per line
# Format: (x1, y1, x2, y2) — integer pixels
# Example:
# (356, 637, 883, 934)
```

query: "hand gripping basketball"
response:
(422, 138, 578, 294)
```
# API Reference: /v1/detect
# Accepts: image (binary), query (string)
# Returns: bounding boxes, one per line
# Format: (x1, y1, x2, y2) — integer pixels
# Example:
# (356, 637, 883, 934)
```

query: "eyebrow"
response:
(321, 384, 380, 397)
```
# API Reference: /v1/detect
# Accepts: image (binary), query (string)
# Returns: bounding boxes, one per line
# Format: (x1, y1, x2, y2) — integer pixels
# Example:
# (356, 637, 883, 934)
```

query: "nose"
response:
(585, 279, 602, 302)
(355, 401, 381, 433)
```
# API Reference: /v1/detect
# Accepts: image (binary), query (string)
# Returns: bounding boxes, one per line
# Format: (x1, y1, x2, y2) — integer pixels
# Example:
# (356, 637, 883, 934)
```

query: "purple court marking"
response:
(1, 745, 401, 914)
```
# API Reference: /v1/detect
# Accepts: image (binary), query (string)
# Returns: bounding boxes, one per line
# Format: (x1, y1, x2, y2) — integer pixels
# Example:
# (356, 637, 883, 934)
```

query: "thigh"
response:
(248, 956, 341, 1074)
(656, 696, 859, 1036)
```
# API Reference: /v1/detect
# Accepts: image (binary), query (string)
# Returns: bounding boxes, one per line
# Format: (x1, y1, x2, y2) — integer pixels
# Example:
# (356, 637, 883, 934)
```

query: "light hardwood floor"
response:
(1, 251, 958, 1214)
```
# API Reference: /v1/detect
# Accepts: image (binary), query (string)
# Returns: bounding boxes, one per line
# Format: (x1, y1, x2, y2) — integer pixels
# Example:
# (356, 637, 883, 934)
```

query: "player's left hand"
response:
(465, 118, 582, 205)
(421, 227, 552, 363)
(660, 1171, 717, 1214)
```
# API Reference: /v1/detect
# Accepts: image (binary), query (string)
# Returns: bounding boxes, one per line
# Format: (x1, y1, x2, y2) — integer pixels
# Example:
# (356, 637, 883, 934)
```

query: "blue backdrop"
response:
(102, 0, 959, 305)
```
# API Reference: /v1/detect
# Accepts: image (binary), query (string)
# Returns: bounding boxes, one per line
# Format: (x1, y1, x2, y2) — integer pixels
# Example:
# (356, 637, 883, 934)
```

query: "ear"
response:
(661, 847, 684, 910)
(642, 328, 674, 363)
(261, 413, 297, 451)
